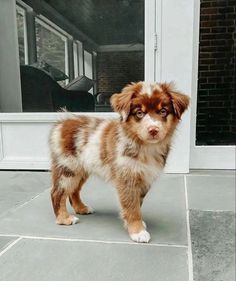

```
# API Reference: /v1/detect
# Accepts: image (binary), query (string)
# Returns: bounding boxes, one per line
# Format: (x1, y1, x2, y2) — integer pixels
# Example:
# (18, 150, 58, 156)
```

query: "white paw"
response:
(130, 230, 151, 243)
(72, 216, 80, 224)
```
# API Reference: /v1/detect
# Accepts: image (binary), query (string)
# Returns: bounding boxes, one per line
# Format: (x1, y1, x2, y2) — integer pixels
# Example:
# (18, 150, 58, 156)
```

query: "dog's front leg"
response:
(117, 184, 151, 243)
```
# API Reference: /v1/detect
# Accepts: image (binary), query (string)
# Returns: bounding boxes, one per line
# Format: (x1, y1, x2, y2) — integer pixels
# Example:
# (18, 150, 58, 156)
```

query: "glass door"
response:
(190, 0, 236, 169)
(0, 0, 157, 170)
(11, 0, 147, 113)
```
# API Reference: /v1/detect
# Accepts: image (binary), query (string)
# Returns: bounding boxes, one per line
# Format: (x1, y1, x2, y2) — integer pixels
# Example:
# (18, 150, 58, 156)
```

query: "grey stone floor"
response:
(0, 170, 235, 281)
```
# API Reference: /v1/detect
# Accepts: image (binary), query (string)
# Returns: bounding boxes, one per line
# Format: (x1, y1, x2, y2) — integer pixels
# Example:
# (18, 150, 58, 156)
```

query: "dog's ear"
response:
(160, 82, 190, 119)
(110, 83, 141, 121)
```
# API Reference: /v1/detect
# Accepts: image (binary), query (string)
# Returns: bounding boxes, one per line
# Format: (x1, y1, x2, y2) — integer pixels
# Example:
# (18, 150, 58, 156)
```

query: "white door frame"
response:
(190, 0, 236, 170)
(154, 0, 195, 173)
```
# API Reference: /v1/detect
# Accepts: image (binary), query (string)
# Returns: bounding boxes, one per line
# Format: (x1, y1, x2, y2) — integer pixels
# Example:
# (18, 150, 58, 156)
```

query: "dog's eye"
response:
(159, 108, 168, 117)
(136, 110, 145, 119)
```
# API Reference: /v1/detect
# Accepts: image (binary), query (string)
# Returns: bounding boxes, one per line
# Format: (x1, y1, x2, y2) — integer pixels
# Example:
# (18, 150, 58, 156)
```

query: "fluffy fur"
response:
(49, 81, 189, 243)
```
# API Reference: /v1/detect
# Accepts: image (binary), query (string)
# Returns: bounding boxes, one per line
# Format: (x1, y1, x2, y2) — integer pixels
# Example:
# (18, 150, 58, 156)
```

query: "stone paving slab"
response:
(186, 175, 235, 211)
(0, 171, 50, 216)
(190, 210, 235, 281)
(0, 238, 189, 281)
(0, 175, 187, 245)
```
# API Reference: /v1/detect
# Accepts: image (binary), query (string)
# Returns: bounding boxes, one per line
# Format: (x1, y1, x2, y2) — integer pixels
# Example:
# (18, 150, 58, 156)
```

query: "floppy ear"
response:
(161, 82, 190, 119)
(110, 83, 140, 121)
(170, 91, 190, 119)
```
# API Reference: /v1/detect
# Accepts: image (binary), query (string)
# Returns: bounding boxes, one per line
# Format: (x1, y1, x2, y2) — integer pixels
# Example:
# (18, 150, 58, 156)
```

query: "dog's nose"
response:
(148, 126, 159, 137)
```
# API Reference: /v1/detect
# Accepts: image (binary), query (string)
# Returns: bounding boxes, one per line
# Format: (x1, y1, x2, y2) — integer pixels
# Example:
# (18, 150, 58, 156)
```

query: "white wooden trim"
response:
(145, 0, 155, 81)
(0, 123, 3, 162)
(190, 146, 236, 170)
(155, 0, 163, 81)
(0, 112, 118, 122)
(64, 39, 69, 81)
(16, 0, 33, 12)
(0, 159, 49, 170)
(98, 44, 144, 52)
(73, 42, 79, 78)
(36, 15, 72, 39)
(77, 40, 84, 76)
(190, 0, 200, 159)
(154, 0, 195, 173)
(84, 50, 93, 80)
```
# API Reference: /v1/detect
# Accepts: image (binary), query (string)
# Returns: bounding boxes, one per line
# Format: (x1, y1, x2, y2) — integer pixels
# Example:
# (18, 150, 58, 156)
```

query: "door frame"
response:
(190, 0, 236, 170)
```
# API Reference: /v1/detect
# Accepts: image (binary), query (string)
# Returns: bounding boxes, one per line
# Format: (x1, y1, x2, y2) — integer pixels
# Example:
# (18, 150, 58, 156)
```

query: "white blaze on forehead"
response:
(153, 83, 162, 92)
(141, 114, 162, 128)
(141, 82, 162, 96)
(141, 82, 152, 96)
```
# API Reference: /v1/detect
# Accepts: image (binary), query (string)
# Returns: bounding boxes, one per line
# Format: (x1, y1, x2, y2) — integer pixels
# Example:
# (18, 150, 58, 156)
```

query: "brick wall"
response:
(96, 51, 144, 94)
(197, 0, 236, 145)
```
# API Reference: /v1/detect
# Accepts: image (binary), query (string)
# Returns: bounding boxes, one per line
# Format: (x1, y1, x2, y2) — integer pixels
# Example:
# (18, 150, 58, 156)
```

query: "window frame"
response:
(73, 40, 84, 78)
(73, 41, 79, 78)
(16, 4, 29, 65)
(35, 16, 70, 82)
(83, 49, 93, 80)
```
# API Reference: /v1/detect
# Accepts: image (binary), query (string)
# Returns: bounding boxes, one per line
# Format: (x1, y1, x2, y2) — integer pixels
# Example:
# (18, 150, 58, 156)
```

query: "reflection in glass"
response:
(35, 19, 68, 86)
(14, 0, 144, 113)
(16, 8, 26, 65)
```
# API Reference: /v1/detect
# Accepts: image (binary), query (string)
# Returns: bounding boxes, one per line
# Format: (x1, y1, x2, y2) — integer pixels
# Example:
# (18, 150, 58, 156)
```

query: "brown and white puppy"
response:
(49, 82, 189, 243)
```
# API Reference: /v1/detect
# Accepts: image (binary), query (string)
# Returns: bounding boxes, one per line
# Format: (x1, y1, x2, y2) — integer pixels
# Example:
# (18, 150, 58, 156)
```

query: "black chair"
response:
(20, 65, 95, 112)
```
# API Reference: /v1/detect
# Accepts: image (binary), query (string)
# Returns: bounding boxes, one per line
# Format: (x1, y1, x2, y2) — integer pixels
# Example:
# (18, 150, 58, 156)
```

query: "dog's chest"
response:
(116, 145, 164, 181)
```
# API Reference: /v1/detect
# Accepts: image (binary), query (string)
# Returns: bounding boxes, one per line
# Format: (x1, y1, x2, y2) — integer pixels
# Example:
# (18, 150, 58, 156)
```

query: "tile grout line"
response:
(186, 174, 235, 177)
(0, 237, 22, 258)
(184, 175, 194, 281)
(0, 188, 49, 220)
(192, 209, 236, 213)
(0, 234, 188, 248)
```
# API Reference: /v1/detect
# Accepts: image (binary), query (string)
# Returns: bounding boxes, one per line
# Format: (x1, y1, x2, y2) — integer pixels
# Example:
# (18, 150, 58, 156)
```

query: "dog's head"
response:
(111, 82, 189, 143)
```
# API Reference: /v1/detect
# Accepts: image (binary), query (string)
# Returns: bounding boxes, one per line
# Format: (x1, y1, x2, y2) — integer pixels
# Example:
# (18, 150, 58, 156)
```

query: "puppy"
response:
(49, 82, 189, 243)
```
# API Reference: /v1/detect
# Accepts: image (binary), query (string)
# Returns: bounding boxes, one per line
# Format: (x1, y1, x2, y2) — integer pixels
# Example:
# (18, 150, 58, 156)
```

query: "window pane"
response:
(84, 50, 93, 79)
(17, 1, 144, 113)
(73, 42, 79, 78)
(16, 9, 26, 65)
(196, 0, 236, 145)
(35, 19, 67, 86)
(45, 0, 144, 112)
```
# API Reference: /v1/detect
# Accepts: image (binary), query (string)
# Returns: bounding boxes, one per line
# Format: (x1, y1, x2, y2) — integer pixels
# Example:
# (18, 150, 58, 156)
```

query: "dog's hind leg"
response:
(51, 166, 80, 225)
(51, 187, 79, 225)
(69, 174, 94, 215)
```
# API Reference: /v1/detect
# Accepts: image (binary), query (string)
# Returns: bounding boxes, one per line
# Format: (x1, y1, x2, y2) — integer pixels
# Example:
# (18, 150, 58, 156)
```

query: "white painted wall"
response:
(0, 0, 22, 112)
(155, 0, 195, 173)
